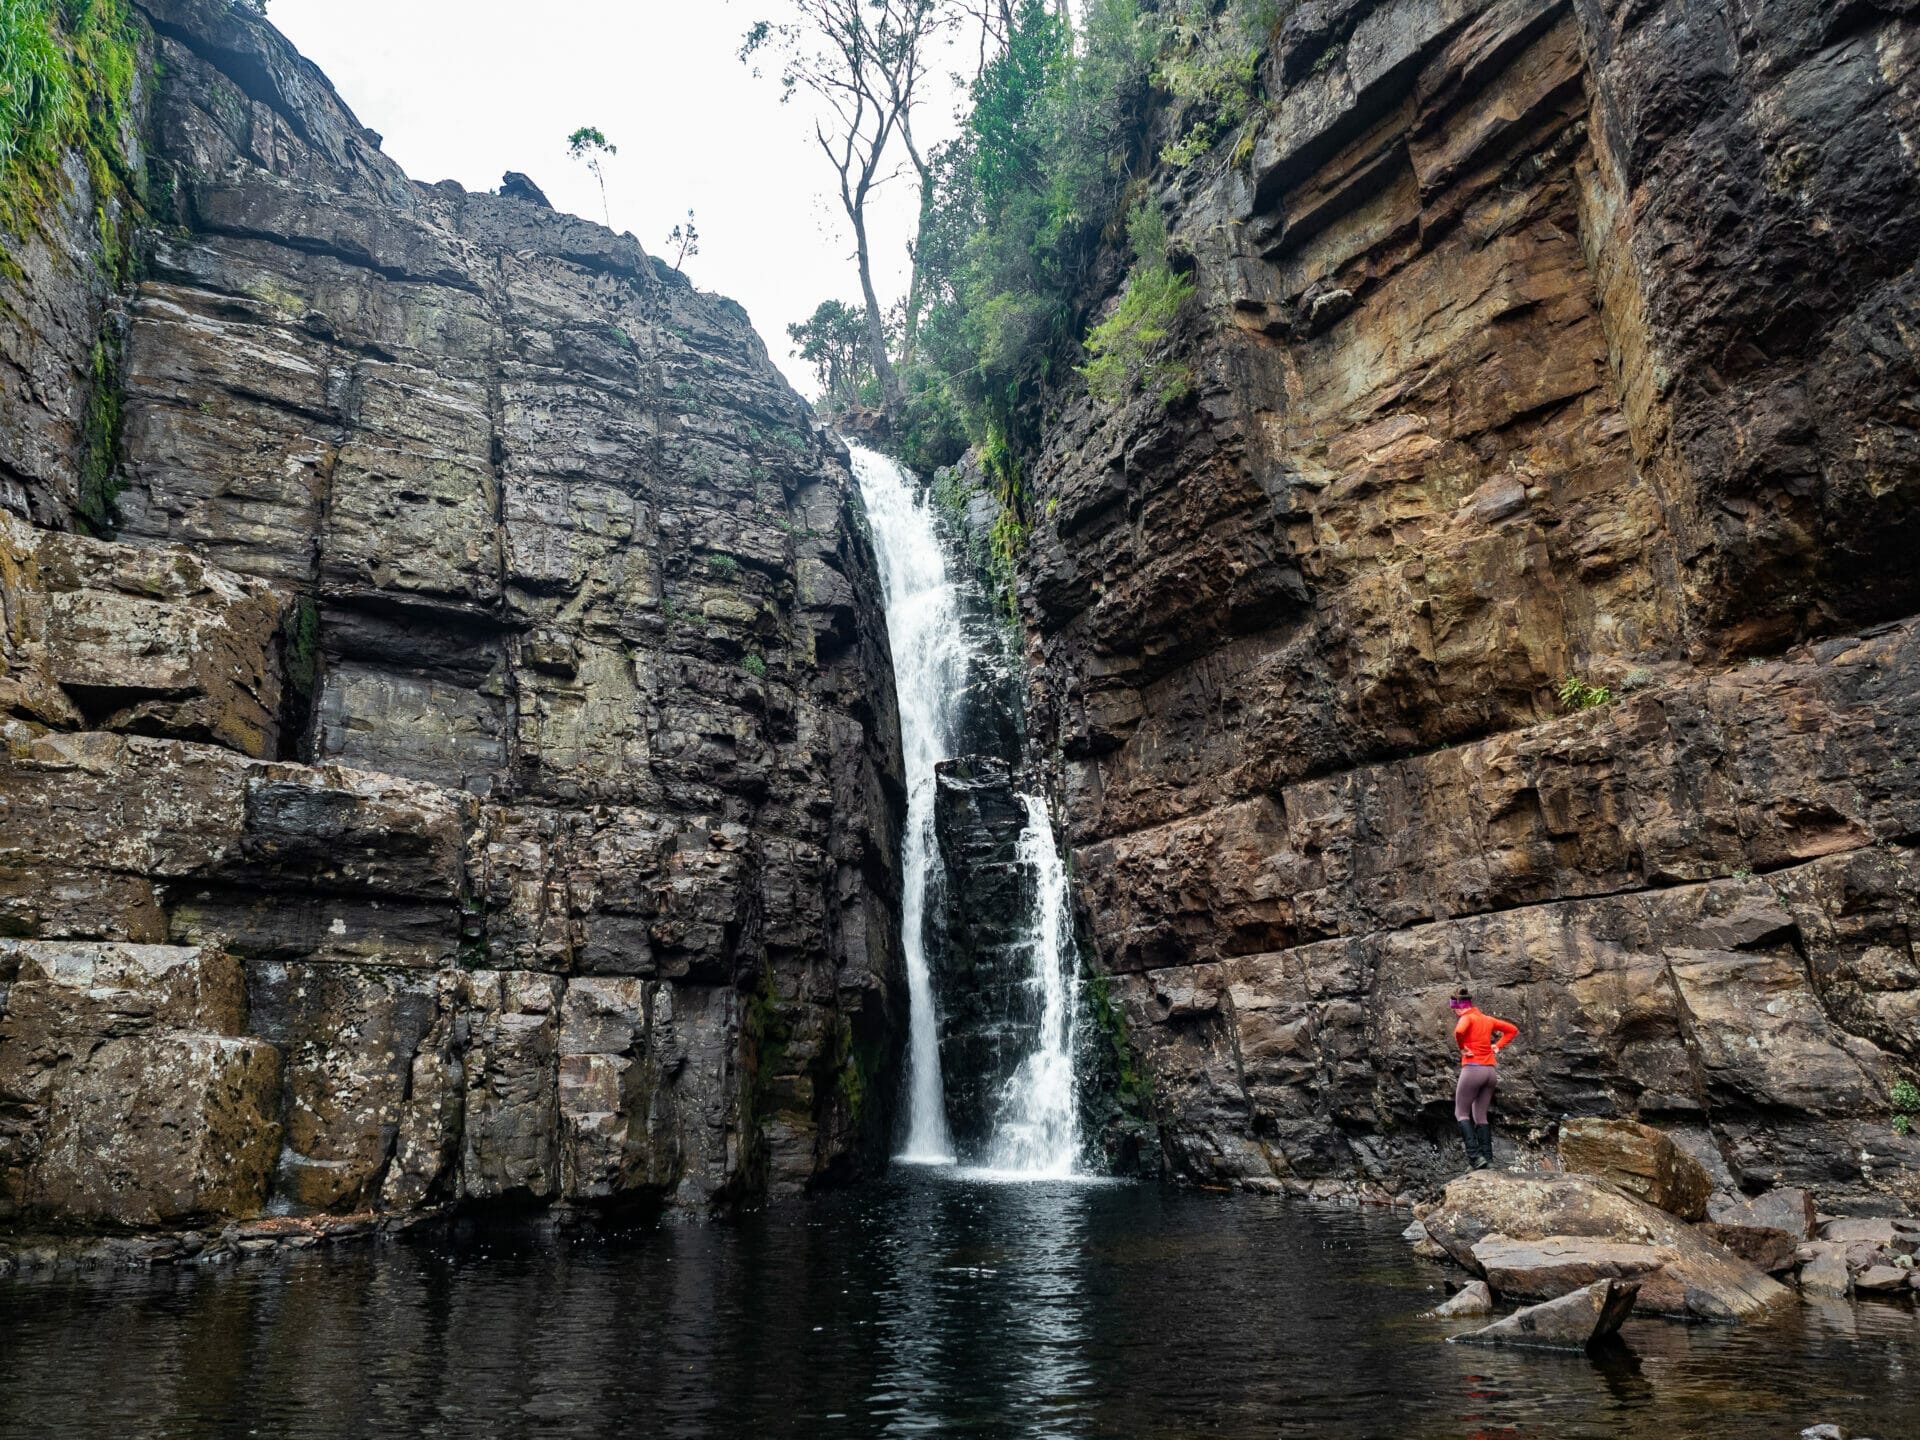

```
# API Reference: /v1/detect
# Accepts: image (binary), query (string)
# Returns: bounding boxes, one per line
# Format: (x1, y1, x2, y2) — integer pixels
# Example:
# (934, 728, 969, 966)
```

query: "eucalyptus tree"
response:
(566, 126, 616, 227)
(741, 0, 959, 411)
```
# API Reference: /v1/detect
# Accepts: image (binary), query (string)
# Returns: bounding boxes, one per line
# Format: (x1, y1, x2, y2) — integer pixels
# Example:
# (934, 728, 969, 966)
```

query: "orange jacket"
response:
(1455, 1008, 1518, 1066)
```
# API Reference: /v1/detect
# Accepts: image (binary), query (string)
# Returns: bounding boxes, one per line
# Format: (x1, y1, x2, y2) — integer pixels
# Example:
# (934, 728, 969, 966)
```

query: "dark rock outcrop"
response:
(1453, 1277, 1638, 1351)
(1008, 0, 1920, 1207)
(0, 0, 904, 1227)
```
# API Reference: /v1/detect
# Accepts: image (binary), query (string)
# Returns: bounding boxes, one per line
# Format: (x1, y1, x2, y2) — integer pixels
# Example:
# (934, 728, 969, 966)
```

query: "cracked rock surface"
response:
(1, 0, 904, 1226)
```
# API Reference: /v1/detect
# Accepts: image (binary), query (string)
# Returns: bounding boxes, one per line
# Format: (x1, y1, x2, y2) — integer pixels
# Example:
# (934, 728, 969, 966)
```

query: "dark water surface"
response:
(3, 1172, 1916, 1438)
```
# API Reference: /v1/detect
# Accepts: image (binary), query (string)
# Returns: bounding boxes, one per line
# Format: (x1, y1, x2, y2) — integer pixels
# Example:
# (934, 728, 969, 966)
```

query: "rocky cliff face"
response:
(1016, 0, 1920, 1208)
(1, 0, 904, 1227)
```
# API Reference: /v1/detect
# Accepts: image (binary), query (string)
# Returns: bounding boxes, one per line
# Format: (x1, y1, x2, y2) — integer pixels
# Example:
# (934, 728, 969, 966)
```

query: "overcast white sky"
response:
(270, 0, 977, 396)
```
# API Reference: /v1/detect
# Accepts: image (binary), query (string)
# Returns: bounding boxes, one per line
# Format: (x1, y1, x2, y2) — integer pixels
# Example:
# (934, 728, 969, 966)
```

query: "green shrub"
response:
(1155, 1, 1269, 170)
(1080, 201, 1194, 406)
(1894, 1079, 1920, 1136)
(741, 654, 767, 679)
(706, 553, 739, 581)
(1557, 675, 1614, 712)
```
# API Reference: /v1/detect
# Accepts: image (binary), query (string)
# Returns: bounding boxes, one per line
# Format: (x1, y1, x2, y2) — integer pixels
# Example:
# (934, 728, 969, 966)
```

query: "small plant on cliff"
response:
(1557, 675, 1614, 712)
(665, 208, 700, 273)
(706, 553, 740, 581)
(741, 653, 768, 679)
(1080, 201, 1195, 407)
(566, 125, 616, 227)
(1893, 1079, 1920, 1137)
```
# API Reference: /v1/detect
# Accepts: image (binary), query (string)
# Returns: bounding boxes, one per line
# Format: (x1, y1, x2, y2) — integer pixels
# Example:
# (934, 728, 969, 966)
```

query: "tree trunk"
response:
(850, 204, 903, 411)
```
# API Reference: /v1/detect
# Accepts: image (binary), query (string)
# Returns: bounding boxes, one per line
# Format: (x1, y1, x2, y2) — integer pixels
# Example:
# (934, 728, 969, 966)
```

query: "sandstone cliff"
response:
(1, 0, 905, 1226)
(1011, 0, 1920, 1208)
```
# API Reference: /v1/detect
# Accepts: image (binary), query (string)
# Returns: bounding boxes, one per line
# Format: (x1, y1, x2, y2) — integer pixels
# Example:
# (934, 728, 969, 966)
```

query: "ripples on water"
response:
(3, 1174, 1915, 1439)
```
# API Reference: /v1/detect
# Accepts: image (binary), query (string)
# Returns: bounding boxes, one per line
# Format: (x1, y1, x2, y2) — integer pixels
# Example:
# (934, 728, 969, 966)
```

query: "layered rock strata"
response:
(1, 0, 903, 1227)
(1014, 0, 1920, 1204)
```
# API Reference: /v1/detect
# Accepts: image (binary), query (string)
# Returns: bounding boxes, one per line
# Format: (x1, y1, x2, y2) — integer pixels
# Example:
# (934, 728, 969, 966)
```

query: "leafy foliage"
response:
(566, 125, 616, 226)
(0, 0, 69, 179)
(897, 0, 1160, 478)
(789, 299, 878, 409)
(1155, 0, 1273, 168)
(1557, 675, 1614, 712)
(1079, 200, 1193, 405)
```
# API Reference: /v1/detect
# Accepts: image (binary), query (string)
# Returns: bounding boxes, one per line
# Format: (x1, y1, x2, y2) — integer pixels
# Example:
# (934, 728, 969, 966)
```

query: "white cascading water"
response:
(850, 441, 1085, 1178)
(849, 443, 959, 1163)
(984, 793, 1083, 1177)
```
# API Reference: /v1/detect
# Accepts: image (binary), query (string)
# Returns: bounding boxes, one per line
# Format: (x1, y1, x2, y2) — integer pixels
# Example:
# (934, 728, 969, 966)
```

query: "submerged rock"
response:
(1454, 1279, 1640, 1352)
(1424, 1281, 1492, 1319)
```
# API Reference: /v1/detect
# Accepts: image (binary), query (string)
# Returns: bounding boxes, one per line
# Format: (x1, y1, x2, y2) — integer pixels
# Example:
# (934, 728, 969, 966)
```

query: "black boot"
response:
(1458, 1119, 1485, 1170)
(1475, 1123, 1495, 1170)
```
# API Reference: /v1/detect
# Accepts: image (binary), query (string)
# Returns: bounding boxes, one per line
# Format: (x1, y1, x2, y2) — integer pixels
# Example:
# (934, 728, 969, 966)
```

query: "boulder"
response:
(1711, 1186, 1818, 1240)
(1424, 1171, 1792, 1321)
(1425, 1281, 1493, 1318)
(1796, 1242, 1852, 1297)
(1557, 1117, 1713, 1220)
(1454, 1279, 1640, 1351)
(1820, 1217, 1918, 1253)
(1853, 1265, 1910, 1293)
(1699, 1220, 1799, 1274)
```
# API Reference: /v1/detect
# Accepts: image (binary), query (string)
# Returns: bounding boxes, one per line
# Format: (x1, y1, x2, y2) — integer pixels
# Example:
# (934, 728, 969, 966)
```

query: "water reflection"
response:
(2, 1174, 1915, 1439)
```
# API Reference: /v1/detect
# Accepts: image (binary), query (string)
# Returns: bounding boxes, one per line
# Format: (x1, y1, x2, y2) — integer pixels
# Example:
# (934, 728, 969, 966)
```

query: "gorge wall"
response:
(0, 0, 905, 1229)
(1013, 0, 1920, 1208)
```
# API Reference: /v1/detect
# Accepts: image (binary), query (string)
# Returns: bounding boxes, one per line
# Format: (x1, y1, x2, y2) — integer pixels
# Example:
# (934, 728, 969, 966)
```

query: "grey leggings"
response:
(1455, 1065, 1498, 1124)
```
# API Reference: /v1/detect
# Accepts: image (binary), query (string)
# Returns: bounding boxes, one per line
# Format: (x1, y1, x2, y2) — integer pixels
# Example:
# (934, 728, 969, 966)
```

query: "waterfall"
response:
(849, 443, 959, 1163)
(984, 794, 1084, 1176)
(849, 441, 1085, 1179)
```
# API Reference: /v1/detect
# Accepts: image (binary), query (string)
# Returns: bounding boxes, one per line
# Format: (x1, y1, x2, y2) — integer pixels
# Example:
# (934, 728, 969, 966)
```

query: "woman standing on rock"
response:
(1451, 989, 1518, 1170)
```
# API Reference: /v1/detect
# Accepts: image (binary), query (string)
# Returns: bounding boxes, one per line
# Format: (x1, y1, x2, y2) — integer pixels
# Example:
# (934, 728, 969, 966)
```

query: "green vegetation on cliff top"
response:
(866, 1, 1273, 521)
(0, 0, 144, 259)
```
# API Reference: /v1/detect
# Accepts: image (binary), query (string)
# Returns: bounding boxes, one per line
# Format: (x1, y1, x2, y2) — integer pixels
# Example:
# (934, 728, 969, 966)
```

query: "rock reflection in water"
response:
(2, 1177, 1915, 1439)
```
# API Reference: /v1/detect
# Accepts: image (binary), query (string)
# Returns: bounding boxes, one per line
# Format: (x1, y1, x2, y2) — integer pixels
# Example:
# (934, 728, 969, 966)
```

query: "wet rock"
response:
(1558, 1118, 1713, 1221)
(1853, 1266, 1910, 1294)
(1424, 1172, 1791, 1321)
(1424, 1281, 1492, 1318)
(1795, 1243, 1852, 1298)
(931, 756, 1038, 1151)
(1454, 1278, 1640, 1352)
